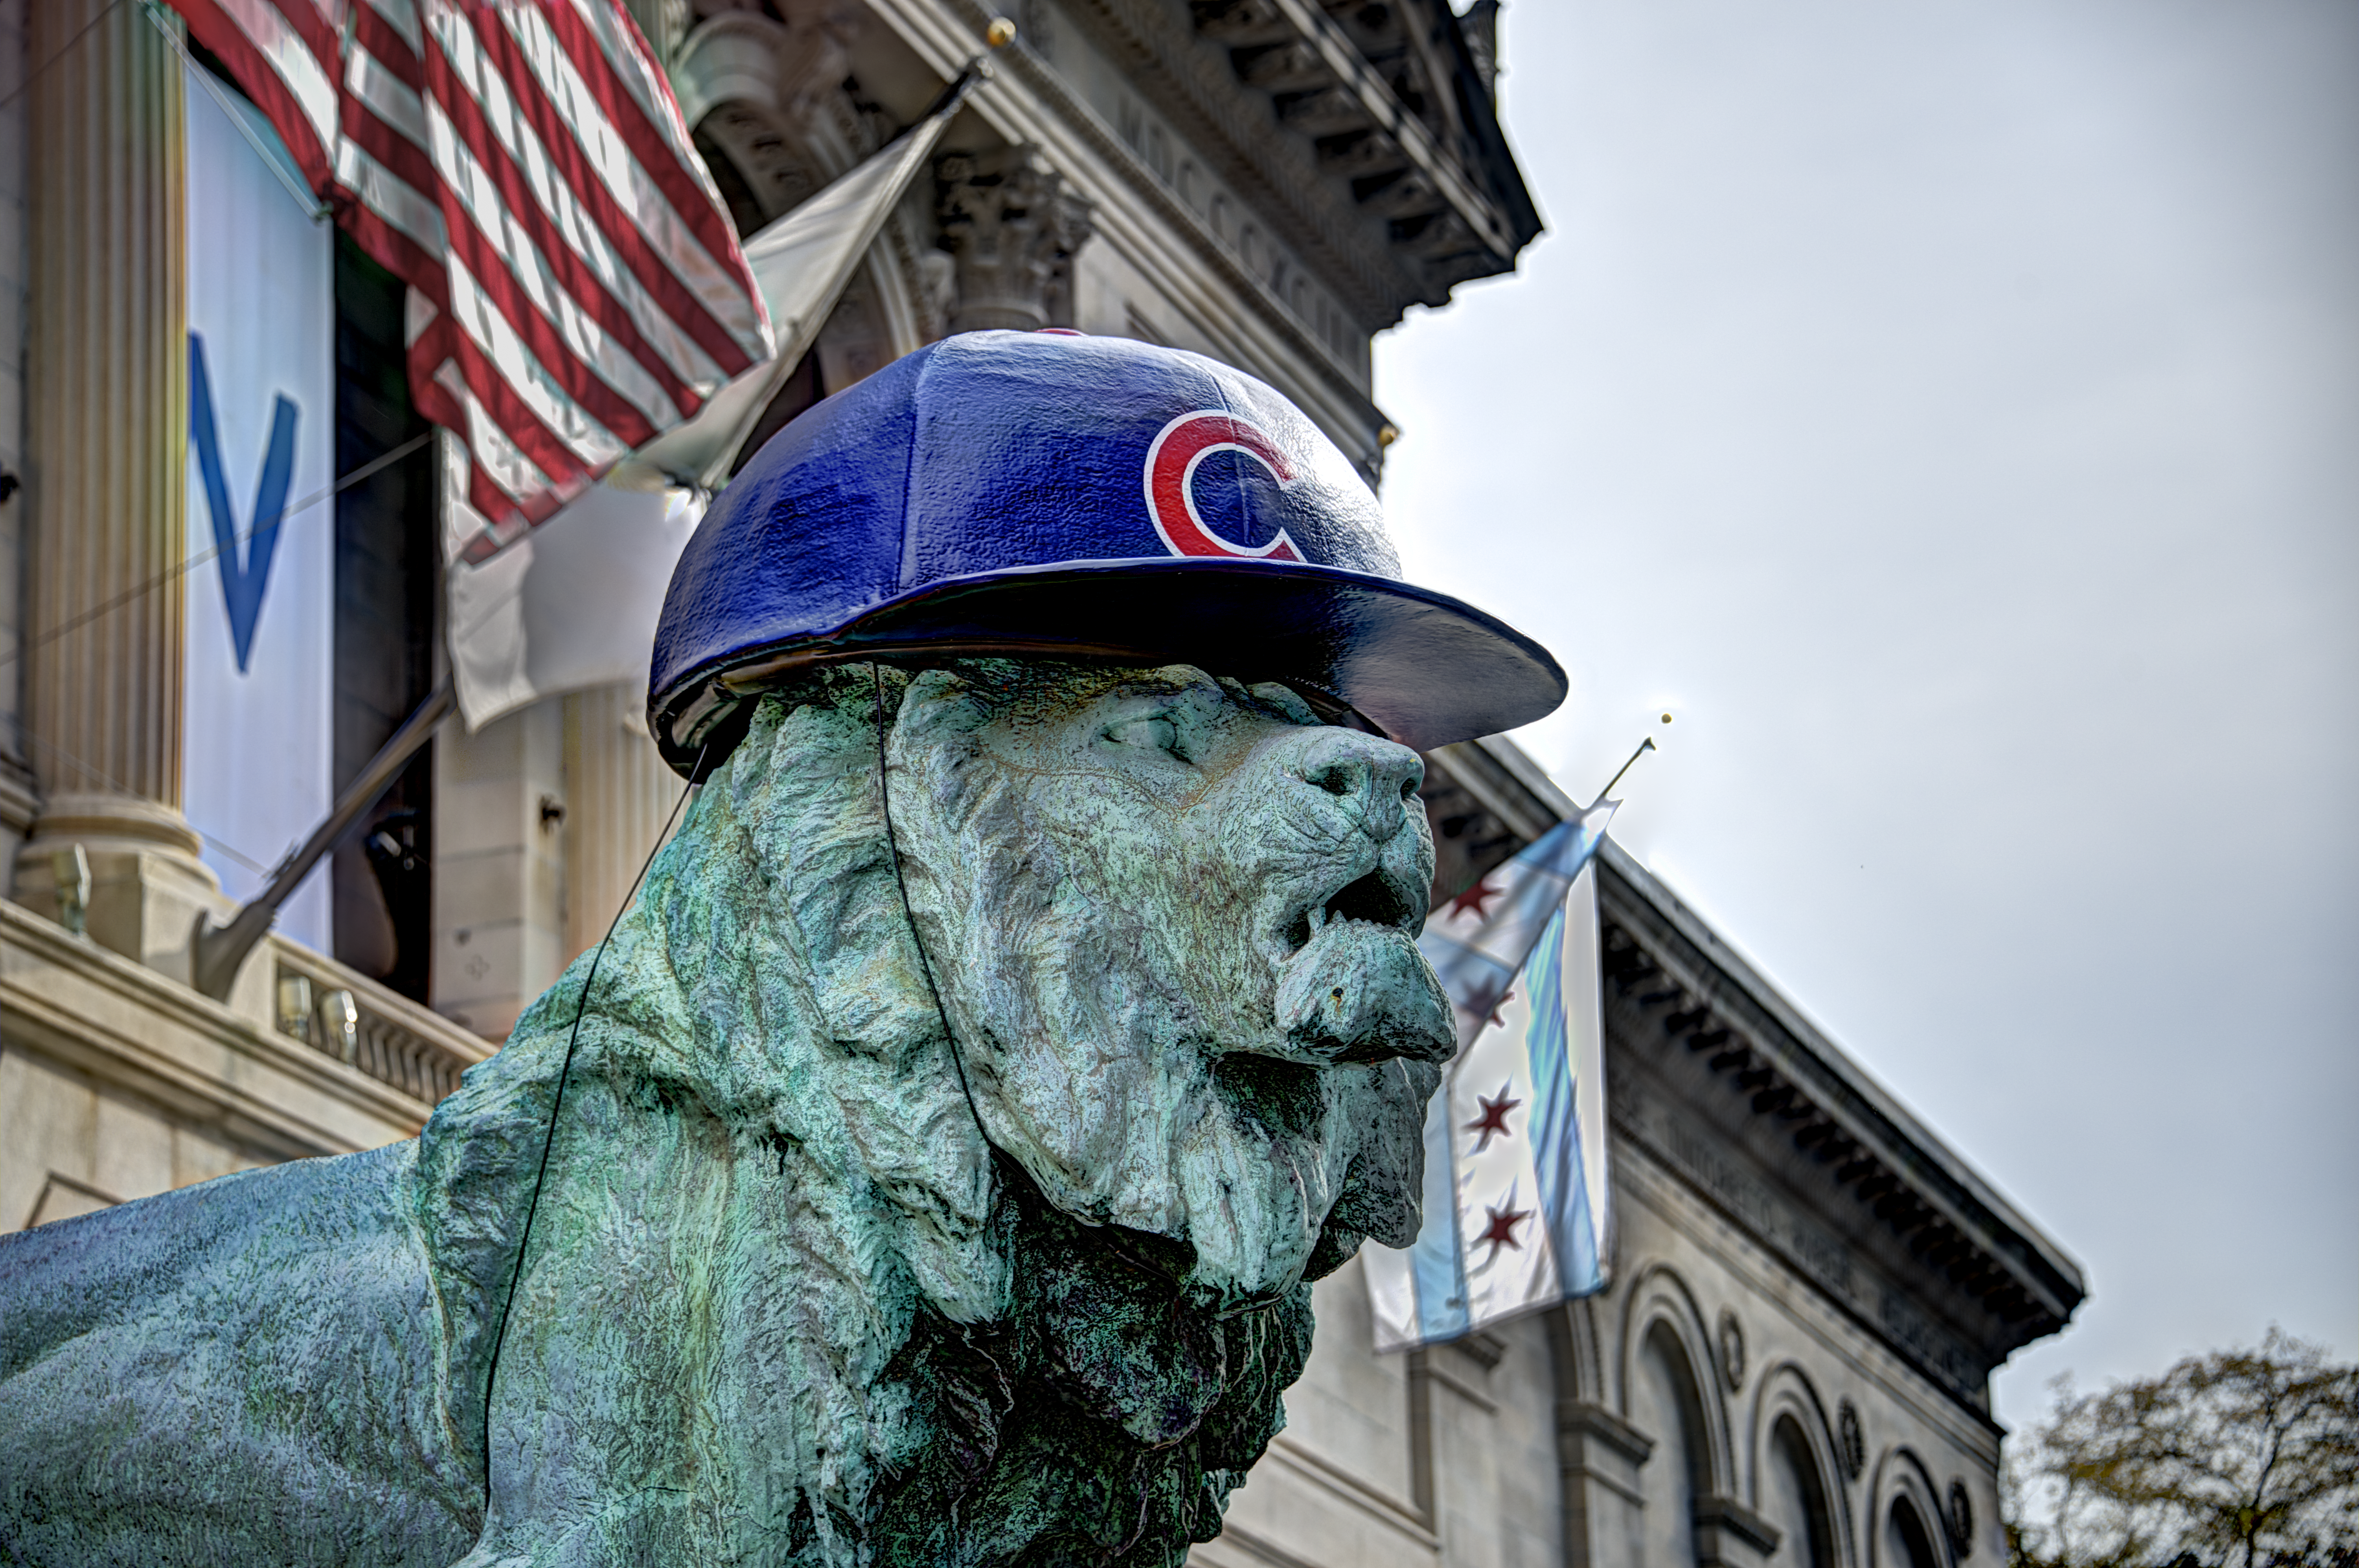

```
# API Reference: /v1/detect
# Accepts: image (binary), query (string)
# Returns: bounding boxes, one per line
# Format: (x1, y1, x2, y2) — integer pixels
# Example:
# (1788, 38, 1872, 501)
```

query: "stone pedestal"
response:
(11, 0, 228, 985)
(13, 794, 221, 982)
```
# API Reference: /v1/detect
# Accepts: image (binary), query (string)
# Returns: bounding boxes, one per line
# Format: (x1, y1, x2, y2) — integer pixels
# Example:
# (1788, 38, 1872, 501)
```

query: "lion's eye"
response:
(1103, 713, 1188, 761)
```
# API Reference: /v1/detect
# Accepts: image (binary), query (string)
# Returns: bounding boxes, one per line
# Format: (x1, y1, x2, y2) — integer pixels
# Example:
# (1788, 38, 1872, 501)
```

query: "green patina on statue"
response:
(0, 660, 1453, 1567)
(3, 329, 1572, 1566)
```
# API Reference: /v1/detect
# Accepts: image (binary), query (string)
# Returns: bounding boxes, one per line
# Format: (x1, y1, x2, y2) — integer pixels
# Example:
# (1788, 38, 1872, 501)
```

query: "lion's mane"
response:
(414, 666, 1312, 1567)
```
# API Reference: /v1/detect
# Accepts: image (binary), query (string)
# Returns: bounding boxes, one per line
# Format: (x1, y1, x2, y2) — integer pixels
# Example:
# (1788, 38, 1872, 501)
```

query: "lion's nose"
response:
(1294, 731, 1423, 841)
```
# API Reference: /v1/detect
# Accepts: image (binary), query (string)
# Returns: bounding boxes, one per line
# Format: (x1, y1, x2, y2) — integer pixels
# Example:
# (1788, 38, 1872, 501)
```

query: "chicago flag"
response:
(1364, 801, 1617, 1352)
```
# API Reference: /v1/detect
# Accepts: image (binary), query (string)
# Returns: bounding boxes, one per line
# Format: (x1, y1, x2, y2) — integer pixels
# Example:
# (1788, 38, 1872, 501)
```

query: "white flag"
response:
(445, 476, 705, 730)
(1365, 803, 1616, 1351)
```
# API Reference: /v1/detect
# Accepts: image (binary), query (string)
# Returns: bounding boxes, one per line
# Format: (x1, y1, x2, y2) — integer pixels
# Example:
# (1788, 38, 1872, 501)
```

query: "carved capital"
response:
(934, 146, 1097, 333)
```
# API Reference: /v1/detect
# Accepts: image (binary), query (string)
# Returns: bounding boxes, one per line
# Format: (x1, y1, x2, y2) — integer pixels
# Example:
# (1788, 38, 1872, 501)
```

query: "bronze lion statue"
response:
(0, 659, 1453, 1567)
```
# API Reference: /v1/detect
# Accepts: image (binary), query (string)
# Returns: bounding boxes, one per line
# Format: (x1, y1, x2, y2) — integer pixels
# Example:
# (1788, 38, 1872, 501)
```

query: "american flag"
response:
(171, 0, 775, 561)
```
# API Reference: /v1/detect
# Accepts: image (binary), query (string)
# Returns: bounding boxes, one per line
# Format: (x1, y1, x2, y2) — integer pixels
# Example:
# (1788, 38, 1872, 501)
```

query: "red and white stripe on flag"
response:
(169, 0, 774, 562)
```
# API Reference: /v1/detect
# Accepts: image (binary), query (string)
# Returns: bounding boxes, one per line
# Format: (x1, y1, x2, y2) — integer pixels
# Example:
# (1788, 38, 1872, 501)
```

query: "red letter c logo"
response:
(1142, 410, 1305, 562)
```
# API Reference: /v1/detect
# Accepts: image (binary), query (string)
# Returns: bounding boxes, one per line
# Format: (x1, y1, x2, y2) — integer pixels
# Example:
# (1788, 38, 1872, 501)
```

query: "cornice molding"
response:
(1595, 870, 2082, 1345)
(1559, 1399, 1655, 1466)
(1695, 1493, 1784, 1557)
(1254, 0, 1510, 252)
(1056, 0, 1410, 322)
(1050, 0, 1521, 325)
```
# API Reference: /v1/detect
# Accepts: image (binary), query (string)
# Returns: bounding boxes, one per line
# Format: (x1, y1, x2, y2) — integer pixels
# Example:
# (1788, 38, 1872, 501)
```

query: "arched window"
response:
(1633, 1324, 1710, 1568)
(1886, 1496, 1942, 1568)
(1765, 1416, 1837, 1568)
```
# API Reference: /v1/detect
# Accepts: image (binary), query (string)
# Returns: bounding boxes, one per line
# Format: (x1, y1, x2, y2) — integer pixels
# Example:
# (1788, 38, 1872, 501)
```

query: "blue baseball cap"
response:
(648, 330, 1565, 772)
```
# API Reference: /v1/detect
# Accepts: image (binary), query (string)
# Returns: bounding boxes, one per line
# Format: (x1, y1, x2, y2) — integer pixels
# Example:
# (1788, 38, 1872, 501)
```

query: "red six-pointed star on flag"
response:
(1477, 1200, 1531, 1261)
(1465, 1085, 1522, 1152)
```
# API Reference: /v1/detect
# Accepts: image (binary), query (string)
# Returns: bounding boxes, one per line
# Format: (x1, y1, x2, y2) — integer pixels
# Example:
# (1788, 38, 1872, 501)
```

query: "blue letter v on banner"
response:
(189, 332, 298, 675)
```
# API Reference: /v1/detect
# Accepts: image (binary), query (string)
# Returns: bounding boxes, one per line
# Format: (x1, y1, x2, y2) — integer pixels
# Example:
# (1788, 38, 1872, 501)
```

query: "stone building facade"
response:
(0, 0, 2080, 1562)
(0, 0, 1534, 1210)
(434, 0, 1543, 1040)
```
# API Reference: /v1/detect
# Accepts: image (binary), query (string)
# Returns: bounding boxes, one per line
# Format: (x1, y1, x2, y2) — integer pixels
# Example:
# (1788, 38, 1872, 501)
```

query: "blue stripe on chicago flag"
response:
(1408, 1088, 1470, 1342)
(1524, 897, 1601, 1294)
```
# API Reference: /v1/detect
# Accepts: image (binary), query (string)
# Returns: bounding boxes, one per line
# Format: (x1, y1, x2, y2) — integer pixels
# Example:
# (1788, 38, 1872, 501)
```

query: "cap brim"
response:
(653, 559, 1567, 772)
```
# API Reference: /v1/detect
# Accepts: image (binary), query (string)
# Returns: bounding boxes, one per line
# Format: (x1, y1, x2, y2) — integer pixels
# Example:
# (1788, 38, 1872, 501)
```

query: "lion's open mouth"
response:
(1283, 869, 1421, 954)
(1265, 857, 1456, 1070)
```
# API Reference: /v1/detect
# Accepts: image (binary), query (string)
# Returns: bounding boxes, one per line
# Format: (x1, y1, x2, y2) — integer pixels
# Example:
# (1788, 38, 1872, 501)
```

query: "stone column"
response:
(935, 146, 1096, 333)
(430, 702, 566, 1042)
(11, 0, 224, 980)
(0, 0, 36, 839)
(561, 684, 684, 962)
(620, 0, 691, 69)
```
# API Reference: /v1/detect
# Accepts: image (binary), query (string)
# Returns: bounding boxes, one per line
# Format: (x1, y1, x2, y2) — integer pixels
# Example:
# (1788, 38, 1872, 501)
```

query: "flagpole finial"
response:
(986, 16, 1018, 47)
(1589, 731, 1660, 809)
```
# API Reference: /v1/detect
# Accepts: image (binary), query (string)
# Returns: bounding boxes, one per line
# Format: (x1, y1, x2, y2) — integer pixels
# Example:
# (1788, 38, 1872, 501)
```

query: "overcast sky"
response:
(1372, 0, 2358, 1431)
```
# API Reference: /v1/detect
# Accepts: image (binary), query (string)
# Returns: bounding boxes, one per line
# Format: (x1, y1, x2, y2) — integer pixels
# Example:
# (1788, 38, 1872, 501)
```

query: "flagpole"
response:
(1590, 720, 1669, 808)
(684, 47, 1000, 489)
(190, 680, 456, 1000)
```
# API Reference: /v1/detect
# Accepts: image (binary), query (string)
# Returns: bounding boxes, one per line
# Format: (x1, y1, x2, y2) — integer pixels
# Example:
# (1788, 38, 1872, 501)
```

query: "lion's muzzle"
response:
(1274, 919, 1454, 1063)
(1252, 728, 1454, 1065)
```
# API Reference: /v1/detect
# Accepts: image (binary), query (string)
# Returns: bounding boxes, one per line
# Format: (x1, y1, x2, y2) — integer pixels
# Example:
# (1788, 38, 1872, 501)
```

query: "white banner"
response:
(181, 63, 335, 950)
